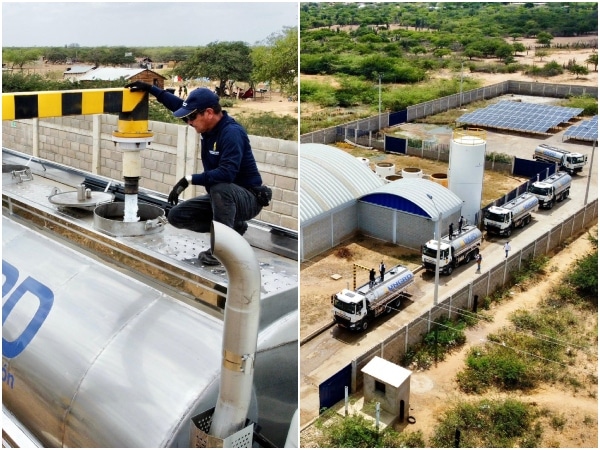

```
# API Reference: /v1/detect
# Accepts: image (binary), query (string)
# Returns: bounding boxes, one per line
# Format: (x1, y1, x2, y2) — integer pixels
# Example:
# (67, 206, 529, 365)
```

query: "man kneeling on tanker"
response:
(125, 81, 272, 266)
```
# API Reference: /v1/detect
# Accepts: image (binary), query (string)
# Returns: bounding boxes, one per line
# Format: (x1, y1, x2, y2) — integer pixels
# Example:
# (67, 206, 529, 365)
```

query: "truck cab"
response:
(422, 241, 452, 272)
(564, 153, 587, 173)
(332, 264, 413, 331)
(484, 207, 511, 233)
(332, 290, 367, 330)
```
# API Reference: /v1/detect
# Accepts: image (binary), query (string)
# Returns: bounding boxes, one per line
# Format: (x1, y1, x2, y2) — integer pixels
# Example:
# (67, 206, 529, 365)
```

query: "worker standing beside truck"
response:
(125, 82, 272, 265)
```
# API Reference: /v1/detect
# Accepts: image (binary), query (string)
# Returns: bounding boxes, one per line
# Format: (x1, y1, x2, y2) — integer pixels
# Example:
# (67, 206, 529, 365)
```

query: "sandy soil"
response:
(300, 227, 598, 447)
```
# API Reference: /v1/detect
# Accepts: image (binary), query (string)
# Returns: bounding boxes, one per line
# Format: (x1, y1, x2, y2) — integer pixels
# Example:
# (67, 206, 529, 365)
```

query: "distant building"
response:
(63, 65, 96, 81)
(77, 68, 166, 89)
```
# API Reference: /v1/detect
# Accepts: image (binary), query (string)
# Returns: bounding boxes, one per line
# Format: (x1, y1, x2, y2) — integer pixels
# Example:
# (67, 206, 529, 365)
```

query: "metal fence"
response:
(301, 80, 598, 146)
(319, 198, 597, 400)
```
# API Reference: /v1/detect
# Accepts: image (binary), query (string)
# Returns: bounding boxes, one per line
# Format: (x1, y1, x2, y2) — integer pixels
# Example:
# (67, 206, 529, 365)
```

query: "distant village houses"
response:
(63, 67, 166, 89)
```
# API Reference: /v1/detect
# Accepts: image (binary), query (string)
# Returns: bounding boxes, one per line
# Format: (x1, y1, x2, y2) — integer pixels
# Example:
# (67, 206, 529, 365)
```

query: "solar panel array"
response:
(564, 115, 598, 142)
(457, 101, 583, 134)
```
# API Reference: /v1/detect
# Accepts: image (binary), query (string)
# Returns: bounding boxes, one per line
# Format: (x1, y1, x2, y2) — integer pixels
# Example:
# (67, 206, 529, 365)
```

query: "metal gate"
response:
(389, 110, 407, 126)
(513, 157, 556, 178)
(319, 364, 352, 411)
(385, 135, 407, 154)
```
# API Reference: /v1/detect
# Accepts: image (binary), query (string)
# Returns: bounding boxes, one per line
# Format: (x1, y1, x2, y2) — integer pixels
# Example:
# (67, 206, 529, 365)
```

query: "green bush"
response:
(458, 344, 534, 393)
(315, 411, 425, 448)
(563, 95, 598, 116)
(430, 398, 537, 448)
(486, 151, 512, 164)
(567, 251, 598, 299)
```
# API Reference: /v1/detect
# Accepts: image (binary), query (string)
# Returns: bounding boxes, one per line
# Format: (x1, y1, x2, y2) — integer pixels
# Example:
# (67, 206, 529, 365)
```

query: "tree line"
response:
(300, 2, 597, 38)
(300, 3, 597, 84)
(2, 26, 298, 97)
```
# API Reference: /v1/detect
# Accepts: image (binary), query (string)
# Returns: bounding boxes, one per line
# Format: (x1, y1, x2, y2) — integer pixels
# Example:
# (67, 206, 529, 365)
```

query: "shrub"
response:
(430, 398, 537, 448)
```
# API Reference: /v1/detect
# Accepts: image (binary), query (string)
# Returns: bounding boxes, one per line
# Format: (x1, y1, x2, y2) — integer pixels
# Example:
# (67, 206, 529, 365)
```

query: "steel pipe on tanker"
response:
(209, 221, 261, 439)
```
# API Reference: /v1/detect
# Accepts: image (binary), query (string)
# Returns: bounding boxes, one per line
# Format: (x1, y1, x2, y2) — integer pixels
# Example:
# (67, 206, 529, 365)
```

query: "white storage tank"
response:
(375, 162, 396, 179)
(448, 128, 487, 225)
(430, 173, 448, 187)
(356, 157, 371, 169)
(401, 167, 422, 179)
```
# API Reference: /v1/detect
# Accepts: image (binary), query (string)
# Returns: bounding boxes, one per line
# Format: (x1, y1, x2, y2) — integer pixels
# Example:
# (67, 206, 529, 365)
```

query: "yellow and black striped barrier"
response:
(3, 88, 152, 138)
(353, 263, 371, 290)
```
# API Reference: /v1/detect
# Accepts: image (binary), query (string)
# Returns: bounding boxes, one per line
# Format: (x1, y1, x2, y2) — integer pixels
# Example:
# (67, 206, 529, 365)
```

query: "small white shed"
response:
(362, 356, 411, 422)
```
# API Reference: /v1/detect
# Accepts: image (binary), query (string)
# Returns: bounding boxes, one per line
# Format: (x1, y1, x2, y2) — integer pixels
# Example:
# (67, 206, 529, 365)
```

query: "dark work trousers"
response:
(167, 183, 262, 234)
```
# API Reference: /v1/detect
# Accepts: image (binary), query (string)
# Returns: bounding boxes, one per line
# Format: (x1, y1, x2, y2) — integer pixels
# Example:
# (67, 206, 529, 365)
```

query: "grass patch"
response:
(401, 317, 470, 370)
(430, 398, 541, 448)
(457, 240, 598, 395)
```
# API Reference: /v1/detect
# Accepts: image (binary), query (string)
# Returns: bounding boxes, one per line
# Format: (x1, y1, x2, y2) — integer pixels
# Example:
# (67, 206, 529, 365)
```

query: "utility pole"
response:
(378, 73, 382, 131)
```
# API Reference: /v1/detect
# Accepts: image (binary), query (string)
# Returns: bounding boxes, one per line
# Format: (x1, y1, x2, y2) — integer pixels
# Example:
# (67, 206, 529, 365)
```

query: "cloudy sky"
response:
(2, 1, 298, 47)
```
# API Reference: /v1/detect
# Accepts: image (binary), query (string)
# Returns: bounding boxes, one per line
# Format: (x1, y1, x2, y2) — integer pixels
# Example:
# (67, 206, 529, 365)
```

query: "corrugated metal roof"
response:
(361, 178, 462, 219)
(300, 143, 384, 224)
(78, 67, 145, 81)
(63, 65, 95, 74)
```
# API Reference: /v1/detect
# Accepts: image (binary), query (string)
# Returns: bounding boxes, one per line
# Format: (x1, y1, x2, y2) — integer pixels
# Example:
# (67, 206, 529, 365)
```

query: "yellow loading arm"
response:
(353, 263, 372, 291)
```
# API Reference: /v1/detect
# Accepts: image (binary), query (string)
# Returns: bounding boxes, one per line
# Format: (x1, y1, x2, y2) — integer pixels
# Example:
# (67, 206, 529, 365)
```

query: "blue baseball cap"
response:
(173, 88, 220, 118)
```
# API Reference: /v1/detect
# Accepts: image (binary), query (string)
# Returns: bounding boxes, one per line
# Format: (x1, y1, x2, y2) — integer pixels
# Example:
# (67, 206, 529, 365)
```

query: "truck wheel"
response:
(564, 189, 570, 200)
(465, 252, 472, 263)
(361, 321, 368, 331)
(446, 265, 453, 276)
(394, 298, 401, 308)
(506, 228, 512, 237)
(385, 305, 392, 314)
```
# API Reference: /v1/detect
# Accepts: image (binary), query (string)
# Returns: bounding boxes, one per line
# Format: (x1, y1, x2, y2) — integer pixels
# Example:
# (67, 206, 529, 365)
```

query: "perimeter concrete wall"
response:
(2, 114, 298, 231)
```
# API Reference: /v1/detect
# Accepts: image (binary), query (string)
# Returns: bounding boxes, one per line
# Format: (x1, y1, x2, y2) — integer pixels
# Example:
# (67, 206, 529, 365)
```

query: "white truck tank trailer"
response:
(2, 148, 298, 448)
(528, 171, 572, 209)
(422, 224, 483, 276)
(484, 192, 539, 237)
(332, 264, 414, 331)
(533, 144, 588, 175)
(2, 217, 298, 448)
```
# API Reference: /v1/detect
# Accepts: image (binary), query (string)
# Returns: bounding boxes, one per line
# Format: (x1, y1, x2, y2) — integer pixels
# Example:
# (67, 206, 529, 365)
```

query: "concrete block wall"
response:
(2, 114, 298, 231)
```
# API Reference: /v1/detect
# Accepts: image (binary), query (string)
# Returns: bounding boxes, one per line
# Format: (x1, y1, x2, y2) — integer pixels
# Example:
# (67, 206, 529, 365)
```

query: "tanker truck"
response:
(528, 171, 572, 209)
(422, 224, 483, 276)
(533, 144, 588, 175)
(484, 192, 539, 237)
(332, 264, 414, 331)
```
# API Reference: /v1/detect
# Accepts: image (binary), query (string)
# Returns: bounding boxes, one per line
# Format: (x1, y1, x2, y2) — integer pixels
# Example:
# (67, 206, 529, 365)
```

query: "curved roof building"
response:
(300, 144, 464, 259)
(300, 143, 384, 226)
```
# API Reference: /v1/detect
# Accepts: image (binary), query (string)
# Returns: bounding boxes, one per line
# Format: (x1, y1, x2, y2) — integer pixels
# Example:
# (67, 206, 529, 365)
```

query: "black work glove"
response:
(168, 177, 189, 205)
(125, 81, 152, 92)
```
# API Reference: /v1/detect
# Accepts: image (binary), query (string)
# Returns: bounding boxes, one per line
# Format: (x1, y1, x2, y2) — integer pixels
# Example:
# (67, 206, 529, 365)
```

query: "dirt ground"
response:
(300, 227, 598, 447)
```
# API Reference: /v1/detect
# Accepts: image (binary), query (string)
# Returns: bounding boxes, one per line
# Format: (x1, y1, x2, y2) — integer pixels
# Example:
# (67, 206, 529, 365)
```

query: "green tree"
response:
(512, 42, 526, 55)
(177, 41, 252, 96)
(585, 53, 598, 71)
(568, 64, 589, 79)
(252, 27, 298, 97)
(536, 31, 553, 46)
(3, 48, 41, 70)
